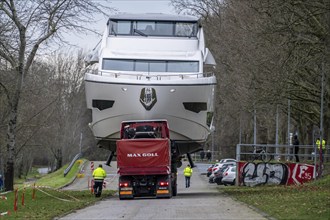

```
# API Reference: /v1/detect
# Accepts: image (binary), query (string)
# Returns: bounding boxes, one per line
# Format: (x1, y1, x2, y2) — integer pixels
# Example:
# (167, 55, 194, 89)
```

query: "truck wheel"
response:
(172, 184, 177, 196)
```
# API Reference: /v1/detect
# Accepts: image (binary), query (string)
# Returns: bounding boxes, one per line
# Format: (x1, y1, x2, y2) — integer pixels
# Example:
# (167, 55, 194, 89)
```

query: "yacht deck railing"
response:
(87, 69, 215, 80)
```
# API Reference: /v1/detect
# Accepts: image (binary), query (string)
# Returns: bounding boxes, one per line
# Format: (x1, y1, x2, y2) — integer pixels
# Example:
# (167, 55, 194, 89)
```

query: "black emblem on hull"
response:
(140, 88, 157, 111)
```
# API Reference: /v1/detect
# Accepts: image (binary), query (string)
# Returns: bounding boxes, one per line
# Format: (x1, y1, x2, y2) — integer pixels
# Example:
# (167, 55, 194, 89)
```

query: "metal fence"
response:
(236, 144, 329, 162)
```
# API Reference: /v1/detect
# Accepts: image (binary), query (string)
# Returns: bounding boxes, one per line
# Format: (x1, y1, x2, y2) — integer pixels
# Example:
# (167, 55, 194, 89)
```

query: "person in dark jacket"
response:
(200, 150, 205, 161)
(206, 150, 212, 162)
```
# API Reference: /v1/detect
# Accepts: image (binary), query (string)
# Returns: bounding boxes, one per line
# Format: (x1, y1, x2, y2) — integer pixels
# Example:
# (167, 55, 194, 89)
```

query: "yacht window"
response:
(110, 21, 131, 35)
(175, 22, 197, 37)
(168, 61, 198, 72)
(135, 61, 149, 71)
(154, 22, 173, 36)
(136, 22, 155, 35)
(103, 59, 199, 72)
(103, 59, 134, 71)
(117, 21, 131, 34)
(149, 61, 166, 72)
(108, 19, 198, 37)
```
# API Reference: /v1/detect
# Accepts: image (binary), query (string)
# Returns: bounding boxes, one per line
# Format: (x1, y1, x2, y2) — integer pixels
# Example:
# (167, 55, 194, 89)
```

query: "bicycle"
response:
(249, 146, 272, 163)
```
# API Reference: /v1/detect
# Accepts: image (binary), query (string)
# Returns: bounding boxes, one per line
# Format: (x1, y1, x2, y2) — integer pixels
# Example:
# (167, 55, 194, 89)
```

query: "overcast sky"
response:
(66, 0, 177, 51)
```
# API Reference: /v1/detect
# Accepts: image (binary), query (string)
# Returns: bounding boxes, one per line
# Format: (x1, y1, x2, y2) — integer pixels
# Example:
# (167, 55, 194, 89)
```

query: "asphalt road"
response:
(58, 161, 268, 220)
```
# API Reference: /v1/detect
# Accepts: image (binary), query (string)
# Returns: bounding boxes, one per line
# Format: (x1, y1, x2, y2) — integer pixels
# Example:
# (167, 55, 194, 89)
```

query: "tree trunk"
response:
(4, 89, 20, 191)
(56, 148, 62, 170)
(4, 161, 14, 191)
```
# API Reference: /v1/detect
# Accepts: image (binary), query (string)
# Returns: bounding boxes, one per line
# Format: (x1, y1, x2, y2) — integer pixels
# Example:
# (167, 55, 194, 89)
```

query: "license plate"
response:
(120, 191, 132, 195)
(157, 190, 169, 194)
(120, 187, 133, 190)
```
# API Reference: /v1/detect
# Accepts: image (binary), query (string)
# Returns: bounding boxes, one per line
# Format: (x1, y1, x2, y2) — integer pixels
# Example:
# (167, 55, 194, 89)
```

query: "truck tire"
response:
(172, 185, 177, 196)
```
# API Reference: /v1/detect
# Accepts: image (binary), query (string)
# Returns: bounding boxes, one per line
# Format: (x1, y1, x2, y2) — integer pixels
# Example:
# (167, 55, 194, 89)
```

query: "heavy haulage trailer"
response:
(115, 120, 188, 199)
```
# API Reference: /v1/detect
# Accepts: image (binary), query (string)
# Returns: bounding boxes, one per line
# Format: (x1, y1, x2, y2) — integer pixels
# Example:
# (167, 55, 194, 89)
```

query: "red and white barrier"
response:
(90, 161, 94, 172)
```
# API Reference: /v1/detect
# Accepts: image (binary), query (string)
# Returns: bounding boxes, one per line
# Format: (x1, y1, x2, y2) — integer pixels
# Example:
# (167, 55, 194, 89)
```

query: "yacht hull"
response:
(85, 73, 216, 153)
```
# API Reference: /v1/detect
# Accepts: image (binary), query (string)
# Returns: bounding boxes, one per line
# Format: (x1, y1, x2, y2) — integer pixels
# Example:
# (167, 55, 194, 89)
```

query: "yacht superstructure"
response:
(85, 13, 216, 155)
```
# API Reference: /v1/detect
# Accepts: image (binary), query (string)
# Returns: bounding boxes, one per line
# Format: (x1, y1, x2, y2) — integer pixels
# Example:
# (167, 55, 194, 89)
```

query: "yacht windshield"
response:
(109, 20, 198, 37)
(103, 59, 199, 73)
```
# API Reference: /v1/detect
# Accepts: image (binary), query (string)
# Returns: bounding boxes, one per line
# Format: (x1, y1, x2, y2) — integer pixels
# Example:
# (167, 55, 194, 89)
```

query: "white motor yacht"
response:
(85, 13, 216, 155)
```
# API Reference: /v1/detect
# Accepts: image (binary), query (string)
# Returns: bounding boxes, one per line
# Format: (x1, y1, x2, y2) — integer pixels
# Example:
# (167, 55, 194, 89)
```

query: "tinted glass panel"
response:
(109, 19, 198, 37)
(136, 22, 155, 35)
(102, 59, 199, 73)
(103, 59, 134, 71)
(117, 21, 131, 34)
(149, 61, 166, 72)
(175, 22, 197, 37)
(154, 22, 173, 36)
(168, 61, 198, 72)
(135, 61, 149, 71)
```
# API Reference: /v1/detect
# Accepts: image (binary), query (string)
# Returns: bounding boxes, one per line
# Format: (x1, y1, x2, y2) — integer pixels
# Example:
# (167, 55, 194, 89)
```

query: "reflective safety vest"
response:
(316, 139, 326, 150)
(184, 166, 193, 177)
(92, 167, 106, 180)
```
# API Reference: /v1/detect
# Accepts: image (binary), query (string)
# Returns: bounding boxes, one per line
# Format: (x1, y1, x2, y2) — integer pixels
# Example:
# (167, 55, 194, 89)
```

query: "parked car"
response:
(209, 161, 236, 183)
(208, 166, 220, 183)
(221, 166, 237, 186)
(214, 163, 235, 185)
(206, 164, 215, 177)
(218, 158, 236, 164)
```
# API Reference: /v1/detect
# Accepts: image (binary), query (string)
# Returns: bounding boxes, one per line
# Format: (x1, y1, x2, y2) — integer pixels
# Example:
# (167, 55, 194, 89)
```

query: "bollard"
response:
(90, 179, 94, 194)
(32, 183, 36, 200)
(14, 188, 18, 212)
(22, 187, 25, 206)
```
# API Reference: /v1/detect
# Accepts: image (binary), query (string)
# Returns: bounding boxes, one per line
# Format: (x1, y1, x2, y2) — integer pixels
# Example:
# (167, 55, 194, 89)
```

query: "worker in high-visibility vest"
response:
(92, 164, 106, 197)
(316, 138, 326, 162)
(183, 164, 193, 188)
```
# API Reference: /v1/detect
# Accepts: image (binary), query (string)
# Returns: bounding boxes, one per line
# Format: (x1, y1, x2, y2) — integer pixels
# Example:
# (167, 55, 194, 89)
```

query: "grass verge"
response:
(0, 159, 115, 219)
(221, 175, 330, 220)
(0, 188, 114, 219)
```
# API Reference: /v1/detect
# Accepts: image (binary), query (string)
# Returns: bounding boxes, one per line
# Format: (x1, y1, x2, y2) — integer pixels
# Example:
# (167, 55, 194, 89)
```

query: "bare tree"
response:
(171, 0, 330, 158)
(0, 0, 112, 190)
